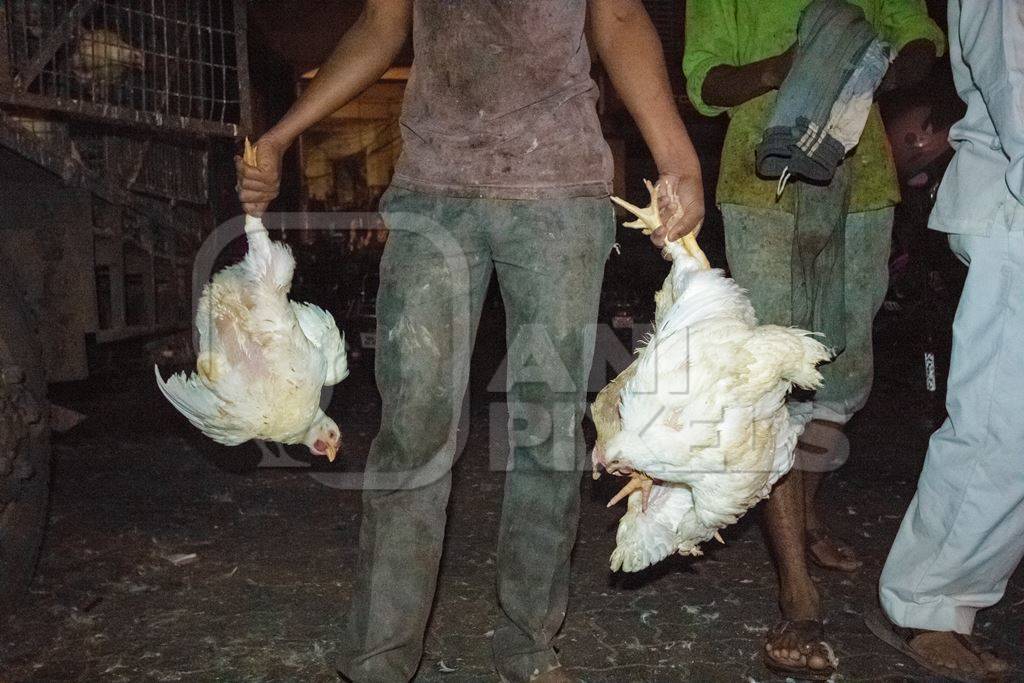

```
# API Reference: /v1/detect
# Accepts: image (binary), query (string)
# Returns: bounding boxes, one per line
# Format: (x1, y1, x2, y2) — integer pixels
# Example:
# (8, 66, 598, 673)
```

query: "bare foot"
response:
(764, 619, 837, 678)
(908, 631, 1010, 678)
(806, 528, 863, 572)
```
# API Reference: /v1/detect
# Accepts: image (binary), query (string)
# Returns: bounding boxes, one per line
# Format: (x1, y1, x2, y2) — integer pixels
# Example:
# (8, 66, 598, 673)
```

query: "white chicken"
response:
(71, 28, 145, 87)
(156, 140, 348, 460)
(592, 181, 831, 572)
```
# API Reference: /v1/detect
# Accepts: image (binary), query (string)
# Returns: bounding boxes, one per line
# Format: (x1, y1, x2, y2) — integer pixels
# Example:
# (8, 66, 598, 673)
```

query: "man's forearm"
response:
(702, 49, 793, 109)
(264, 1, 411, 147)
(589, 0, 699, 177)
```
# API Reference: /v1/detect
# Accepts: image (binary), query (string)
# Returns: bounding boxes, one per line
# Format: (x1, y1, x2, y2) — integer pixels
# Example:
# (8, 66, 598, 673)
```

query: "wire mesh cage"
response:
(0, 2, 250, 373)
(0, 0, 249, 136)
(73, 126, 209, 204)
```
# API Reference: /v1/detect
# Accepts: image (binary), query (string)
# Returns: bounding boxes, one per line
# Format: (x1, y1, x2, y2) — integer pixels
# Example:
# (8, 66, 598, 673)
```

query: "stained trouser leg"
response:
(802, 208, 892, 534)
(880, 228, 1024, 634)
(336, 189, 492, 682)
(488, 198, 614, 682)
(811, 208, 894, 424)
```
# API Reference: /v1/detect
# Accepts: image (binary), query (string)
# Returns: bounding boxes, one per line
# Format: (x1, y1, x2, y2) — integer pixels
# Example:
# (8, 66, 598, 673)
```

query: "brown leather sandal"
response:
(864, 605, 1010, 682)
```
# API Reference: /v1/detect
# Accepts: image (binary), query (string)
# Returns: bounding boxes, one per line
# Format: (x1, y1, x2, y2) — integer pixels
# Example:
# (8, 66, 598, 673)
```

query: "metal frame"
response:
(0, 108, 178, 230)
(0, 0, 250, 138)
(0, 0, 253, 374)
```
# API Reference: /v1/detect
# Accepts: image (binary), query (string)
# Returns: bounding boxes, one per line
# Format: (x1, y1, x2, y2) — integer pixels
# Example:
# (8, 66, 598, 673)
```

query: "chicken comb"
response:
(243, 137, 258, 168)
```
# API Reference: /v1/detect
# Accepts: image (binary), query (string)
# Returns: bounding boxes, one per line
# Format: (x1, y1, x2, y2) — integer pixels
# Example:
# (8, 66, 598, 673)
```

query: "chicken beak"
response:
(325, 443, 338, 463)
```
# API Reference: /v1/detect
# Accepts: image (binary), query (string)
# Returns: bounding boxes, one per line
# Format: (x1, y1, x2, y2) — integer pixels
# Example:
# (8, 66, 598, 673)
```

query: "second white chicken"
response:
(592, 181, 831, 572)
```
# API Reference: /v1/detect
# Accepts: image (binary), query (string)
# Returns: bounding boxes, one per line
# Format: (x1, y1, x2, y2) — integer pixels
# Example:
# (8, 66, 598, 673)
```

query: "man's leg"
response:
(803, 207, 893, 570)
(808, 207, 893, 423)
(488, 198, 613, 682)
(721, 204, 833, 673)
(879, 228, 1024, 672)
(336, 190, 493, 682)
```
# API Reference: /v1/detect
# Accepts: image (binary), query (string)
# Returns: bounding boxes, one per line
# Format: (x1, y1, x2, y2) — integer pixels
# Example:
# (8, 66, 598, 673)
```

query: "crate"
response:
(0, 1, 251, 380)
(0, 0, 250, 136)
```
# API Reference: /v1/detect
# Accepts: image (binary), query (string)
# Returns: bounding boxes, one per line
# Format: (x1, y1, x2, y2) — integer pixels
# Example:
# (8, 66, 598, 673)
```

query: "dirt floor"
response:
(3, 295, 1022, 683)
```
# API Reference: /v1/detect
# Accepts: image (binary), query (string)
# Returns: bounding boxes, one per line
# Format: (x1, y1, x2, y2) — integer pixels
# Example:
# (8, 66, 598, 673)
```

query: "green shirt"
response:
(683, 0, 945, 213)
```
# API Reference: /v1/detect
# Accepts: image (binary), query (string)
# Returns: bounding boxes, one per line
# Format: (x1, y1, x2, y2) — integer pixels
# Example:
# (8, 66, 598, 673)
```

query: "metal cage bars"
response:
(0, 0, 250, 137)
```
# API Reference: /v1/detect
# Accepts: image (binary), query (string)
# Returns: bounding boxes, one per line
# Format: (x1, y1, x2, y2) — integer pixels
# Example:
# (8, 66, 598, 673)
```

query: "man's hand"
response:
(235, 134, 286, 217)
(587, 0, 706, 246)
(232, 0, 412, 217)
(651, 173, 704, 247)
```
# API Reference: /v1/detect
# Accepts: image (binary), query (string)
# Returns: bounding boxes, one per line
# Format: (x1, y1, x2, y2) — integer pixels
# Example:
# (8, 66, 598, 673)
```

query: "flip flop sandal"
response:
(864, 605, 1007, 682)
(806, 528, 863, 572)
(762, 619, 839, 681)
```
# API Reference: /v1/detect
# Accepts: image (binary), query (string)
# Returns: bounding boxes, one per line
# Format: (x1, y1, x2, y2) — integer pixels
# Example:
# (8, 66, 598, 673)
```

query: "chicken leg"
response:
(610, 179, 710, 269)
(606, 473, 654, 512)
(243, 137, 258, 169)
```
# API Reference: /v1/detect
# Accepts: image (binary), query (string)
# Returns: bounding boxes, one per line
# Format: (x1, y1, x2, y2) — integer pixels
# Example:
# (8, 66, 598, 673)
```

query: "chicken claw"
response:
(243, 137, 258, 167)
(610, 179, 710, 269)
(607, 474, 654, 512)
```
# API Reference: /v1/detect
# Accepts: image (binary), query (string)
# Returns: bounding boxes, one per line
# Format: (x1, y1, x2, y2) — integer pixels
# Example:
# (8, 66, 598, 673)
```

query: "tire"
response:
(0, 276, 50, 608)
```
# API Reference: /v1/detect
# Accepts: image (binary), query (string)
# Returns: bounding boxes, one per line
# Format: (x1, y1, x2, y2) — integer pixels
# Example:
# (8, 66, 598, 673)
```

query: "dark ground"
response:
(3, 264, 1022, 683)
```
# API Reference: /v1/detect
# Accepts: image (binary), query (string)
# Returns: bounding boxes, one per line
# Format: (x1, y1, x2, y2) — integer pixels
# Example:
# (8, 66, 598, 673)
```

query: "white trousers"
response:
(879, 227, 1024, 634)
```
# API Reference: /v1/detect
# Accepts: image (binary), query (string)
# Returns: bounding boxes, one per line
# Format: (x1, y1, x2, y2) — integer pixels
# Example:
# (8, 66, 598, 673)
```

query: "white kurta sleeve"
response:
(957, 0, 1024, 204)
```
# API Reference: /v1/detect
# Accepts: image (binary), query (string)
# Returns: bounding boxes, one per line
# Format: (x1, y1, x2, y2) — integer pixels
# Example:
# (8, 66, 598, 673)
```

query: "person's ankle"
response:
(779, 581, 820, 620)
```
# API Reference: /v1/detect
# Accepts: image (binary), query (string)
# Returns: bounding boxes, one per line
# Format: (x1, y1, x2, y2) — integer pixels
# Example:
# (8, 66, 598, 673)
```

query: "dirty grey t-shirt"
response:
(390, 0, 614, 200)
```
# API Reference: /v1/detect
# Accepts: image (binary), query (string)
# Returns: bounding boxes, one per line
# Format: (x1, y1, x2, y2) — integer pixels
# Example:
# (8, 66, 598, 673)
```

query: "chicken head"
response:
(305, 410, 341, 462)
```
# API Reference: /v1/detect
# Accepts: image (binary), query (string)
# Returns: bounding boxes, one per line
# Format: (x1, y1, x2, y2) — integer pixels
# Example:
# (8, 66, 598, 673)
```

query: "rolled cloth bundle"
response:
(756, 0, 891, 187)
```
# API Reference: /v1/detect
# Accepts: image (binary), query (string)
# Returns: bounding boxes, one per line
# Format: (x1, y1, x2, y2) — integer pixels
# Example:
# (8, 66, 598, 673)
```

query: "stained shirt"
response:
(930, 0, 1024, 235)
(391, 0, 614, 200)
(684, 0, 945, 213)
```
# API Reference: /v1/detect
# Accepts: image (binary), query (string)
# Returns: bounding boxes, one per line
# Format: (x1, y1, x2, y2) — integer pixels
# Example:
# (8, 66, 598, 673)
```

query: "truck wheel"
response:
(0, 280, 50, 607)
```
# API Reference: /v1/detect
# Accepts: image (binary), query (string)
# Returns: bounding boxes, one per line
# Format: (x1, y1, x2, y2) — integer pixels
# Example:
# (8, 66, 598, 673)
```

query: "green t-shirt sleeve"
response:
(683, 0, 737, 118)
(876, 0, 947, 55)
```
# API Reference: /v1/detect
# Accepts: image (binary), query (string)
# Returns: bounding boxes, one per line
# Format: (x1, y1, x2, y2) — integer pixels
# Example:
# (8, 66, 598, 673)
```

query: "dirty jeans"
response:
(334, 187, 615, 682)
(721, 204, 894, 426)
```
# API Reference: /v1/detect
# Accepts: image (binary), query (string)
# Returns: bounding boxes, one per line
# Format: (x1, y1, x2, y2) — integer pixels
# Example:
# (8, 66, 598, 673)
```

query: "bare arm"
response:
(588, 0, 704, 243)
(238, 0, 412, 215)
(702, 46, 795, 108)
(704, 36, 934, 109)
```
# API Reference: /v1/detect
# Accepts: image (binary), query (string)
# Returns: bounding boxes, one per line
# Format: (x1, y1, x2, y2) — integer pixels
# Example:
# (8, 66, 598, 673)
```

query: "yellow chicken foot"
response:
(606, 473, 654, 512)
(243, 137, 258, 167)
(610, 179, 710, 270)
